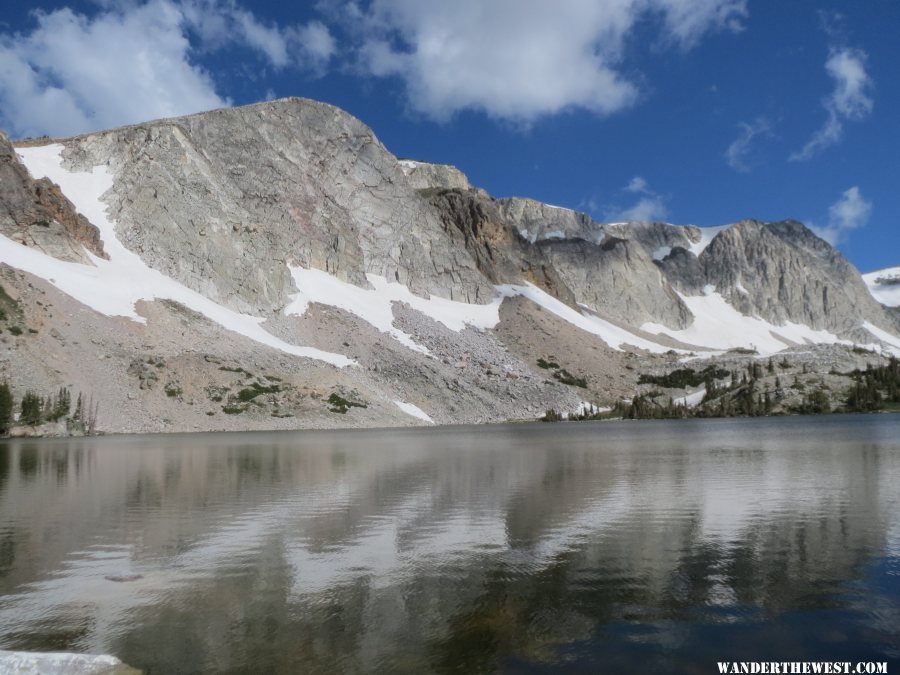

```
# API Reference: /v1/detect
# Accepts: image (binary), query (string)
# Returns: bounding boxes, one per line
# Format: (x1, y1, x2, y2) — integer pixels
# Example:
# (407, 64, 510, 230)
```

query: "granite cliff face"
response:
(695, 220, 894, 337)
(61, 99, 493, 313)
(1, 97, 898, 434)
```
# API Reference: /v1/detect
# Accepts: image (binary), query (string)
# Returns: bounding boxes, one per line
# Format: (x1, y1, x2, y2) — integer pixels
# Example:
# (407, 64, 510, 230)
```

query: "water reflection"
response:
(0, 416, 898, 673)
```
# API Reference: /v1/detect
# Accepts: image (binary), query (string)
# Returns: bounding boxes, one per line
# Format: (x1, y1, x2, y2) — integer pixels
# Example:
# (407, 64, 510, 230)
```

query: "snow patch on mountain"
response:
(285, 266, 503, 353)
(652, 246, 672, 261)
(642, 290, 847, 356)
(674, 388, 706, 407)
(286, 267, 673, 353)
(689, 225, 729, 256)
(9, 145, 354, 367)
(862, 322, 900, 354)
(497, 283, 673, 353)
(394, 400, 434, 423)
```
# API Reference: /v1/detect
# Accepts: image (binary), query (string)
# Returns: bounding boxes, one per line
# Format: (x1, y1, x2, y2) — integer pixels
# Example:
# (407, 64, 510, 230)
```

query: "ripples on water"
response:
(0, 415, 898, 673)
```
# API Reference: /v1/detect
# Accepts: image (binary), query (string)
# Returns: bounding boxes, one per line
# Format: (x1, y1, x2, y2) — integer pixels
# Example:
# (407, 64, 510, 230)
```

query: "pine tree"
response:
(20, 391, 43, 426)
(52, 387, 71, 420)
(0, 382, 12, 434)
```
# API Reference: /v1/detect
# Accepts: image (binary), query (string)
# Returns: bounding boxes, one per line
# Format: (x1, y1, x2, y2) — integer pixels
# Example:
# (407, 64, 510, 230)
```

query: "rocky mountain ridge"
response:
(1, 97, 898, 434)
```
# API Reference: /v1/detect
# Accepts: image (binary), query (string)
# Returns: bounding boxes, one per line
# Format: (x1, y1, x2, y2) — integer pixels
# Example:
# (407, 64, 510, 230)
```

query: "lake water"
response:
(0, 415, 899, 673)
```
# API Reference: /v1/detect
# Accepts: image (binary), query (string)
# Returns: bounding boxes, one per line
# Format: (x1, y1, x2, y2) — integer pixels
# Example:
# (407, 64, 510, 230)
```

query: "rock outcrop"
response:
(0, 132, 105, 262)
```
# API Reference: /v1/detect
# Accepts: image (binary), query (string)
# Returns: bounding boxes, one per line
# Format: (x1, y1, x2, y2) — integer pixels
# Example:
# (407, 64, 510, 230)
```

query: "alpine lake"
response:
(0, 414, 898, 673)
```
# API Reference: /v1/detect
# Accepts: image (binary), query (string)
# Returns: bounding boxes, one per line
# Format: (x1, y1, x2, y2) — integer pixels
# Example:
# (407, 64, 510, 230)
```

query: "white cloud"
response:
(625, 176, 649, 193)
(653, 0, 748, 47)
(0, 1, 335, 138)
(345, 0, 747, 123)
(790, 47, 873, 161)
(605, 176, 669, 222)
(616, 196, 669, 222)
(724, 116, 772, 172)
(181, 1, 335, 70)
(811, 186, 872, 244)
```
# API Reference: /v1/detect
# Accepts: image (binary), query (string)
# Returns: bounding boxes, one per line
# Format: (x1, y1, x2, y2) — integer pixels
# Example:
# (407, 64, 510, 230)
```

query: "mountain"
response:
(1, 97, 898, 434)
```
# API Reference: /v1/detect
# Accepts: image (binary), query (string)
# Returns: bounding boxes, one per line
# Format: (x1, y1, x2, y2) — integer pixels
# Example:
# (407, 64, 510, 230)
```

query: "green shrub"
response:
(554, 369, 587, 388)
(327, 393, 367, 414)
(541, 408, 563, 422)
(638, 366, 728, 389)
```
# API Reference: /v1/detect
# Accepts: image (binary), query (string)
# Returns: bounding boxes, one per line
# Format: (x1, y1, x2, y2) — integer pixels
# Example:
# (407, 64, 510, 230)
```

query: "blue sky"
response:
(1, 0, 897, 272)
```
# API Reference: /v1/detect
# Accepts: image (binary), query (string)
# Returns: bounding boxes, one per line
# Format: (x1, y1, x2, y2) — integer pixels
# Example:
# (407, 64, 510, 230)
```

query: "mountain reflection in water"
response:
(0, 415, 898, 673)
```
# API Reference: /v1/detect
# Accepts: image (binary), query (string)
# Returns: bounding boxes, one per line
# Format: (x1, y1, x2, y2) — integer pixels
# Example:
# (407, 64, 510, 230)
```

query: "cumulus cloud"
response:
(625, 176, 650, 193)
(0, 0, 335, 138)
(344, 0, 747, 123)
(811, 186, 872, 244)
(724, 116, 773, 172)
(605, 176, 669, 222)
(790, 47, 873, 161)
(181, 0, 335, 71)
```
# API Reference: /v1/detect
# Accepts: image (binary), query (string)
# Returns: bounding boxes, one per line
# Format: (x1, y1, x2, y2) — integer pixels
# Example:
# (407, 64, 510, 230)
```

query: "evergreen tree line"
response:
(843, 358, 900, 412)
(0, 383, 99, 435)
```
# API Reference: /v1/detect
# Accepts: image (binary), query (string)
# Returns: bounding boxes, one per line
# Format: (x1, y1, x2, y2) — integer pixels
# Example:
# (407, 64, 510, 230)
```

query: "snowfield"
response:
(285, 266, 503, 354)
(9, 145, 354, 367)
(641, 288, 849, 356)
(394, 400, 434, 423)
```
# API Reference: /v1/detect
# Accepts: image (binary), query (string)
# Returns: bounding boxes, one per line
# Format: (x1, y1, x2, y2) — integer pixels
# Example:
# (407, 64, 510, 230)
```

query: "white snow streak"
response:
(497, 283, 673, 353)
(539, 230, 566, 241)
(642, 291, 846, 356)
(862, 322, 900, 356)
(688, 225, 729, 256)
(286, 270, 673, 354)
(285, 266, 503, 353)
(394, 400, 434, 423)
(674, 388, 706, 407)
(8, 145, 354, 367)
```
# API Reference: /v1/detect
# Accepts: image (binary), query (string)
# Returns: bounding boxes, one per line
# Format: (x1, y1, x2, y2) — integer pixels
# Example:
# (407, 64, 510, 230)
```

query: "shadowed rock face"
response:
(538, 236, 693, 329)
(1, 132, 106, 262)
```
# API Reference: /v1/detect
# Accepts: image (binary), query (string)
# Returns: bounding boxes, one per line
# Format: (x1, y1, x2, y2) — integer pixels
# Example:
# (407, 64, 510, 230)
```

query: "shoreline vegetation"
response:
(543, 356, 900, 422)
(2, 358, 898, 439)
(0, 383, 99, 438)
